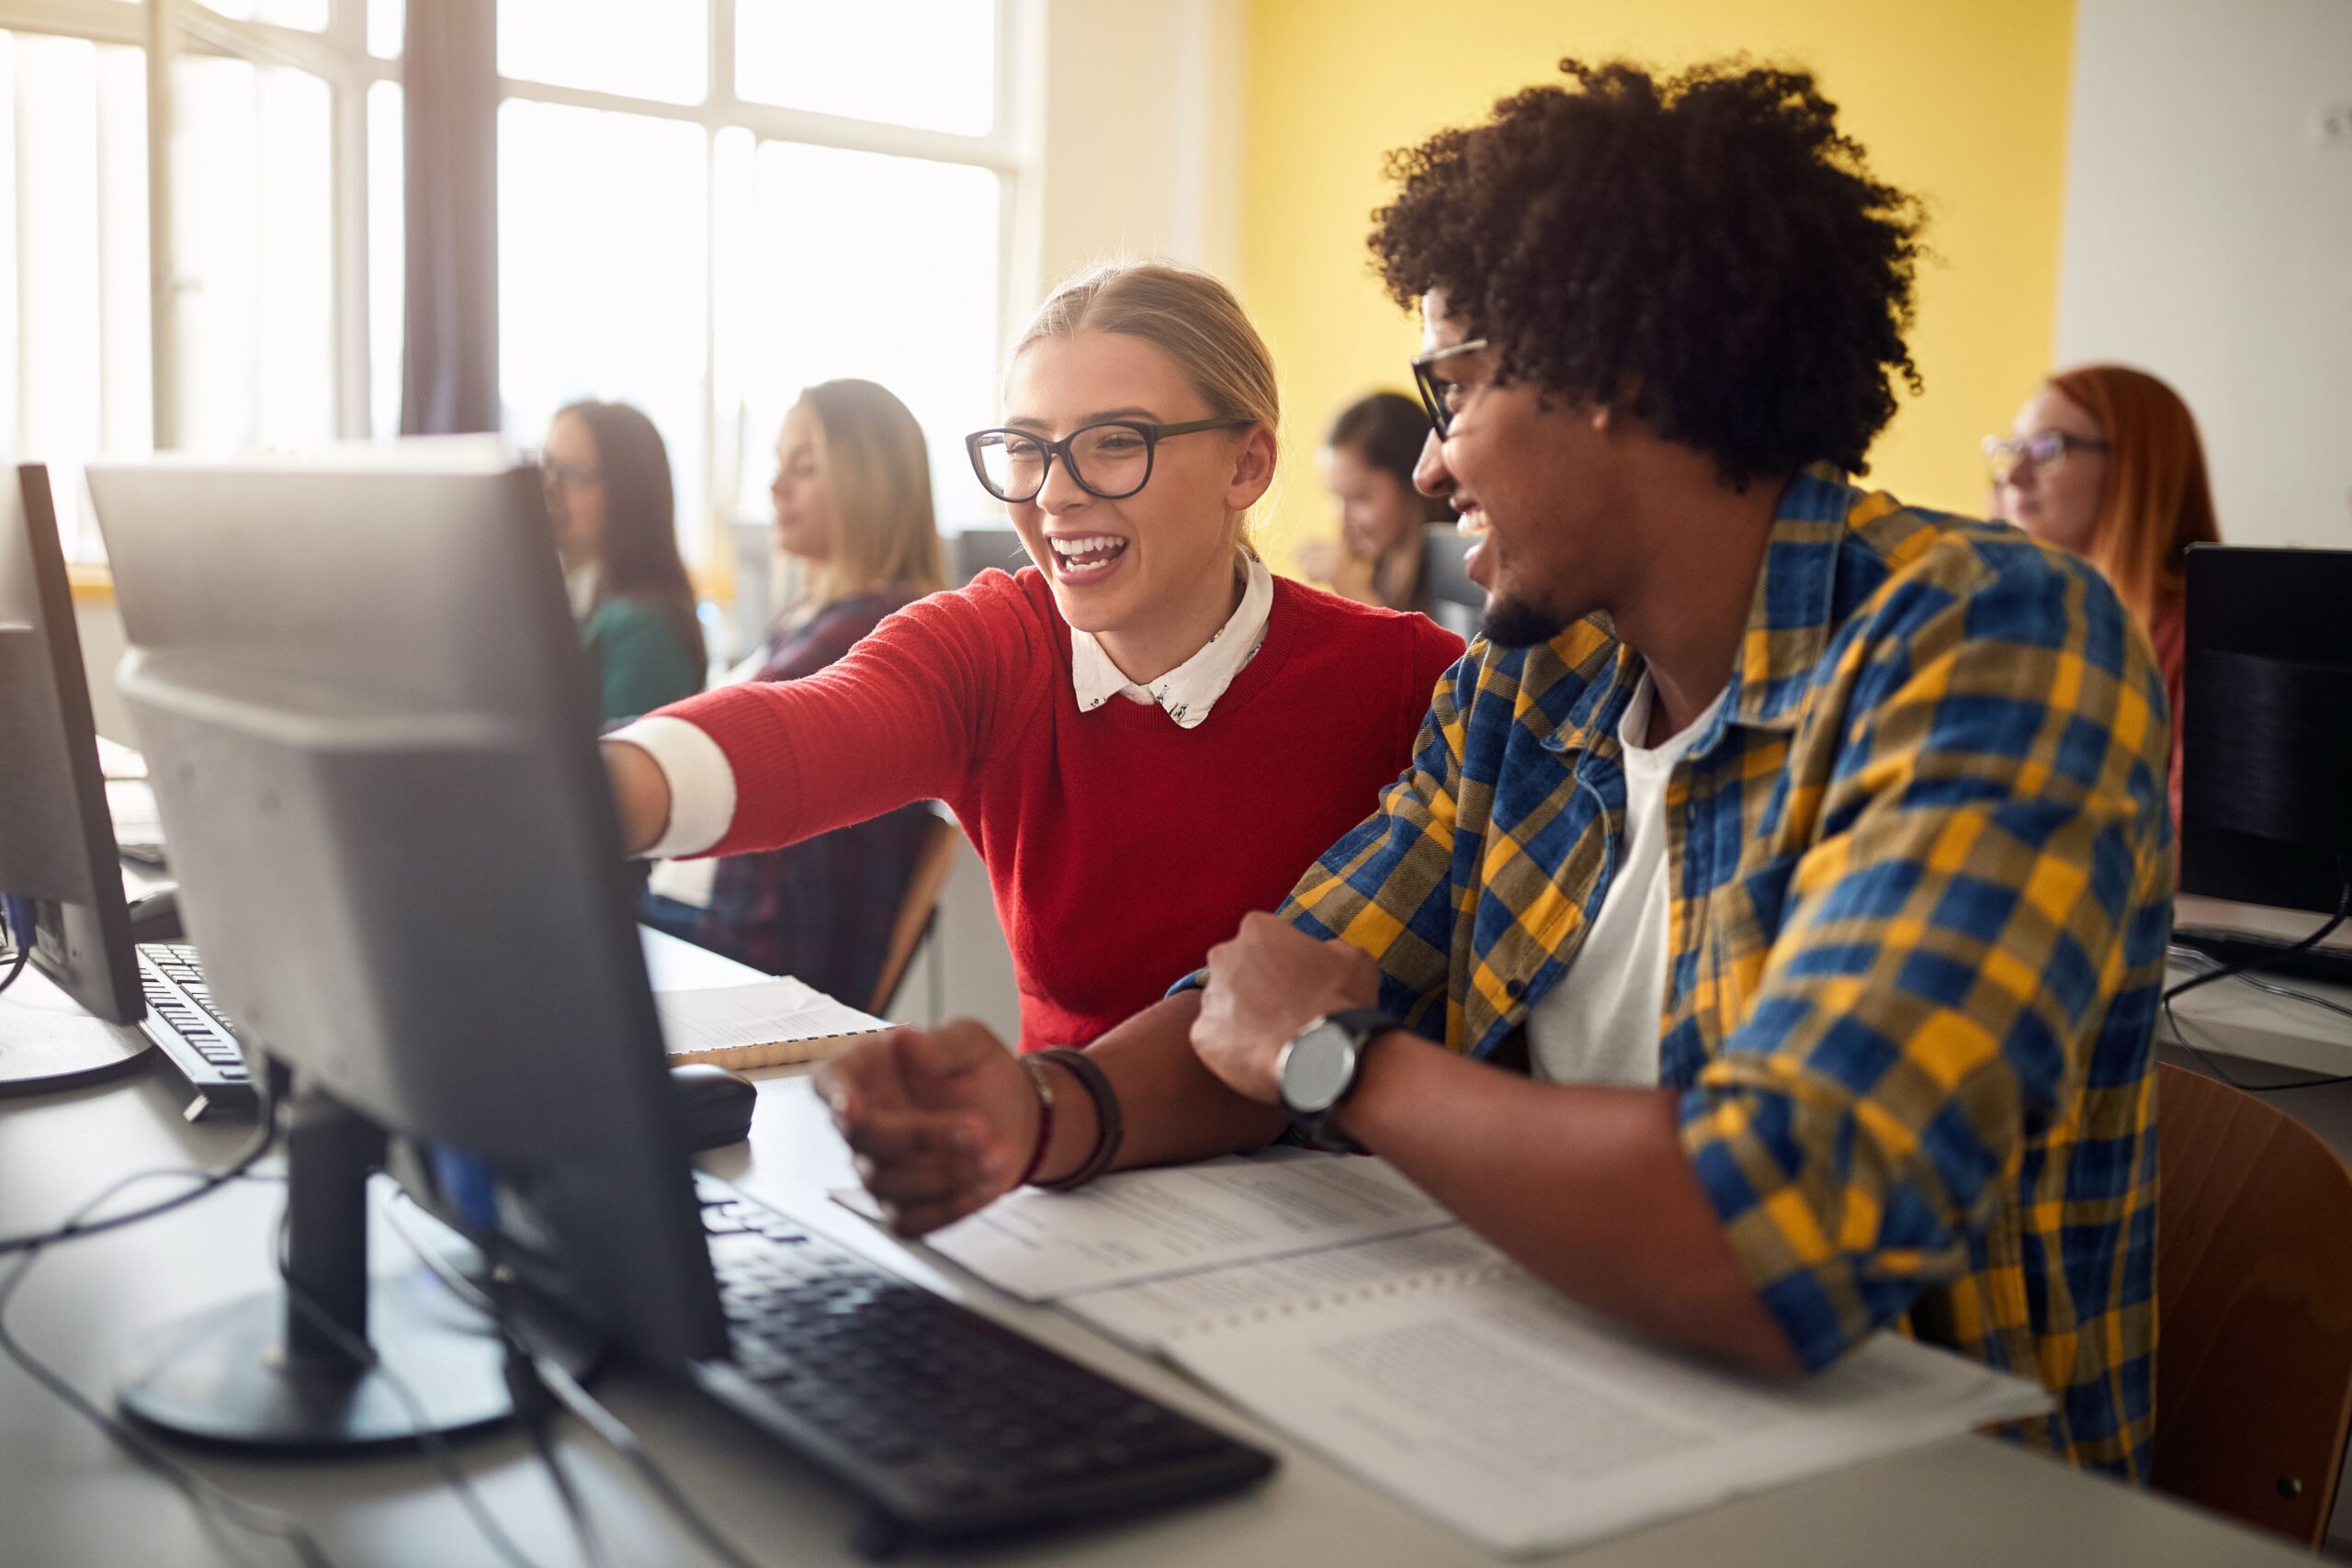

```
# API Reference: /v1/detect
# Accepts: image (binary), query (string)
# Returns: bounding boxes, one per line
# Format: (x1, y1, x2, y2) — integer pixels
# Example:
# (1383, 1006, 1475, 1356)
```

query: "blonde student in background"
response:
(640, 379, 947, 1009)
(605, 261, 1464, 1052)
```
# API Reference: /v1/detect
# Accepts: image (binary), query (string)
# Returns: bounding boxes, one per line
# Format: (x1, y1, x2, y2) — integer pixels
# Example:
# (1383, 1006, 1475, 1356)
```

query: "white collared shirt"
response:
(1069, 555, 1273, 729)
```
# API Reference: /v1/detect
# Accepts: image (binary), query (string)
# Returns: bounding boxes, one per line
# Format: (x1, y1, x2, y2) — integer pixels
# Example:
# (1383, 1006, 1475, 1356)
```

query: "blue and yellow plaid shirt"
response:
(1275, 466, 2170, 1477)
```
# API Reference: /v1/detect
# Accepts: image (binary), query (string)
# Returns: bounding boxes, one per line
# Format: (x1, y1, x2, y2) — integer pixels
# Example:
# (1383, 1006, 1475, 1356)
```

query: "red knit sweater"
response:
(662, 568, 1464, 1048)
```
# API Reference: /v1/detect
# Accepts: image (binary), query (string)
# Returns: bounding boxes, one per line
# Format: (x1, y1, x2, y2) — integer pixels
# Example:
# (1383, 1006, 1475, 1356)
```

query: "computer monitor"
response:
(945, 522, 1029, 585)
(1420, 524, 1483, 641)
(85, 448, 722, 1448)
(0, 464, 149, 1091)
(2178, 543, 2352, 958)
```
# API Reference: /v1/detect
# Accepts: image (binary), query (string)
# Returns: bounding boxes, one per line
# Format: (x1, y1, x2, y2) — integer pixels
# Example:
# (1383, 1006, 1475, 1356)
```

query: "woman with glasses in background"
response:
(1985, 364, 2222, 822)
(642, 379, 948, 1009)
(1297, 390, 1453, 614)
(603, 261, 1464, 1049)
(542, 400, 707, 724)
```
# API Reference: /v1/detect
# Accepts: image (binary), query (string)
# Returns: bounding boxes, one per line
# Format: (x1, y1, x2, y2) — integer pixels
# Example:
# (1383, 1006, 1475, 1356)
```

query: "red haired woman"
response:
(1987, 365, 2222, 823)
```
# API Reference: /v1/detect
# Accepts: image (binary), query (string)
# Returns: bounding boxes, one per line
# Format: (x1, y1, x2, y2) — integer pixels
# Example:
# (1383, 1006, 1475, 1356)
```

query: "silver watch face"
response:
(1281, 1020, 1357, 1114)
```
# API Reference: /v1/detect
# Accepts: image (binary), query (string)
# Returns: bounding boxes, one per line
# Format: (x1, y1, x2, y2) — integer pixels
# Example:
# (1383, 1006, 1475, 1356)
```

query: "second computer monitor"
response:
(0, 464, 141, 1027)
(2181, 543, 2352, 920)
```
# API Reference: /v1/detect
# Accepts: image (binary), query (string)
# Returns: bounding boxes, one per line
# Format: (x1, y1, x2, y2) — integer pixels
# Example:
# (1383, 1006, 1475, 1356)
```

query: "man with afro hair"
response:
(820, 59, 2170, 1481)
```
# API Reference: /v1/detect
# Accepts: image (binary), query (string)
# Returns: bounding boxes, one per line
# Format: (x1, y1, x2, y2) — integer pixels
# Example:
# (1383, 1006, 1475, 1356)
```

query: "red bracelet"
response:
(1012, 1055, 1057, 1188)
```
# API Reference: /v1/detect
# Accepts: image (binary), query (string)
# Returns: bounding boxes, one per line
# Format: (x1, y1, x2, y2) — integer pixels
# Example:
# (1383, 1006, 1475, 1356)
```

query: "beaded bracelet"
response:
(1030, 1047, 1124, 1191)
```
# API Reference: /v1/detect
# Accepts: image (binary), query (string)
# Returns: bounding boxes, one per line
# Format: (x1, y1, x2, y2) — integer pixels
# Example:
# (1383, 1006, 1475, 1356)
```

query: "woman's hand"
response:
(600, 739, 673, 855)
(814, 1021, 1039, 1235)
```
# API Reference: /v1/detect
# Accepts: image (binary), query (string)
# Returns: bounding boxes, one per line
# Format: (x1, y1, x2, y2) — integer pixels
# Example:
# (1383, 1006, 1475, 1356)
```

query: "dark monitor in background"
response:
(2177, 543, 2352, 975)
(945, 522, 1028, 585)
(0, 463, 149, 1092)
(1420, 524, 1483, 641)
(86, 449, 720, 1445)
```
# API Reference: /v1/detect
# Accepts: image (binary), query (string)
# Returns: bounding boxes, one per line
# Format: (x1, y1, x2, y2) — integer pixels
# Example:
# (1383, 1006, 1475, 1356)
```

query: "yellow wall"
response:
(1239, 1, 2075, 569)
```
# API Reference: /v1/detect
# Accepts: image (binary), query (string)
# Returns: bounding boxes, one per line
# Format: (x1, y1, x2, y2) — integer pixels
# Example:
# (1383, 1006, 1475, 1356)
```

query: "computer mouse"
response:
(669, 1063, 758, 1151)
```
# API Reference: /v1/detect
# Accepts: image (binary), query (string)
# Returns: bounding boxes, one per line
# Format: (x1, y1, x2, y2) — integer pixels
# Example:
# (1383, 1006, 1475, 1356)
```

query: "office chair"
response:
(868, 802, 965, 1015)
(2152, 1062, 2352, 1545)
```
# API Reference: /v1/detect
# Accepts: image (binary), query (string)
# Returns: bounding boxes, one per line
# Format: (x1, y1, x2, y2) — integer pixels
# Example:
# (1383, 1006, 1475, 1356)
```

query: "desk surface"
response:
(0, 933, 2309, 1567)
(2161, 953, 2352, 1077)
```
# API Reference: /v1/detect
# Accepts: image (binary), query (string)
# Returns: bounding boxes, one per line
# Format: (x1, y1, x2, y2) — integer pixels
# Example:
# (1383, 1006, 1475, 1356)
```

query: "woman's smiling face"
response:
(1000, 331, 1265, 653)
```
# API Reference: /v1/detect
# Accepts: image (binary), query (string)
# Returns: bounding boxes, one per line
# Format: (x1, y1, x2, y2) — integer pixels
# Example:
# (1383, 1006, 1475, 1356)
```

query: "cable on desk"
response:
(0, 1078, 282, 1256)
(369, 1191, 617, 1568)
(0, 1164, 334, 1568)
(271, 1208, 554, 1568)
(0, 894, 36, 997)
(2163, 857, 2352, 1094)
(384, 1191, 770, 1568)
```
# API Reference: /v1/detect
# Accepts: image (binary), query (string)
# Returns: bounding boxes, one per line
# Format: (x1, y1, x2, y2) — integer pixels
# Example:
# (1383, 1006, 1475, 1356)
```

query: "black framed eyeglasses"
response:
(1982, 430, 2109, 484)
(964, 417, 1250, 503)
(1410, 338, 1490, 437)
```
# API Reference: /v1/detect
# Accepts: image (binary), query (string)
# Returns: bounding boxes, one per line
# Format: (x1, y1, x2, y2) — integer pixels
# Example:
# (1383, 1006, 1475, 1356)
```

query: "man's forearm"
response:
(1033, 993, 1288, 1183)
(1340, 1033, 1802, 1376)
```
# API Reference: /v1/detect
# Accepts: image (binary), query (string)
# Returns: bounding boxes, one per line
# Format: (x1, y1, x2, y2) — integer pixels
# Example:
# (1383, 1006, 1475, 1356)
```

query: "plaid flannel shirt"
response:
(1274, 466, 2170, 1477)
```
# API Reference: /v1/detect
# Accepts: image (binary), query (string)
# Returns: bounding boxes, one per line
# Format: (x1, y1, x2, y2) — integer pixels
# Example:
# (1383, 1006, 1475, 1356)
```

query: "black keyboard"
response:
(687, 1173, 1275, 1550)
(134, 943, 256, 1121)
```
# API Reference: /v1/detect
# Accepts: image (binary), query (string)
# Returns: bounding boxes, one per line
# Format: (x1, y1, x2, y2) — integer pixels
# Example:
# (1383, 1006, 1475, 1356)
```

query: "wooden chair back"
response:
(867, 806, 964, 1016)
(2154, 1061, 2352, 1545)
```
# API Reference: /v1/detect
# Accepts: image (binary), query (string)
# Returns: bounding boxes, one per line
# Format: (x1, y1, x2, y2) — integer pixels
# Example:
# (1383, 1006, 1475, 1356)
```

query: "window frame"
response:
(0, 0, 398, 581)
(4, 0, 1035, 588)
(493, 0, 1034, 576)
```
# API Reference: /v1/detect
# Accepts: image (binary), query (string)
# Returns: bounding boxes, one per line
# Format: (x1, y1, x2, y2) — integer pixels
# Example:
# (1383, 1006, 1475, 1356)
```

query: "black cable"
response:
(0, 894, 35, 997)
(270, 1209, 551, 1568)
(384, 1194, 768, 1568)
(2164, 859, 2352, 1093)
(0, 1101, 280, 1256)
(2164, 853, 2351, 1011)
(484, 1266, 616, 1568)
(0, 1167, 333, 1568)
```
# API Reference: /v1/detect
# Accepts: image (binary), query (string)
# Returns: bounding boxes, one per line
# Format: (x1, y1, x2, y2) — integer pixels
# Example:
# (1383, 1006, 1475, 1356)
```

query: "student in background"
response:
(647, 380, 947, 1007)
(542, 400, 706, 724)
(1296, 390, 1453, 613)
(1987, 364, 2221, 821)
(602, 261, 1464, 1050)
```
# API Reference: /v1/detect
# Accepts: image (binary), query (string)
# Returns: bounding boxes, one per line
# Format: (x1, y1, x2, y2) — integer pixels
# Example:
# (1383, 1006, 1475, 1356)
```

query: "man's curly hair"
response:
(1371, 59, 1926, 488)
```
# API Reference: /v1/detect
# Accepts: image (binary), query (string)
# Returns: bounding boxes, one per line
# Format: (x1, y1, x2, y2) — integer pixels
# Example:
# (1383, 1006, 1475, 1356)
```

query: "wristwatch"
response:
(1276, 1009, 1396, 1152)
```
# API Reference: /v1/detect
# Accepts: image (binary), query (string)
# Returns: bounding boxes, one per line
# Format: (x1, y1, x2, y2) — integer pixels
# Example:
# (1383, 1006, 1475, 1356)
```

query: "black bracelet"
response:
(1030, 1047, 1123, 1190)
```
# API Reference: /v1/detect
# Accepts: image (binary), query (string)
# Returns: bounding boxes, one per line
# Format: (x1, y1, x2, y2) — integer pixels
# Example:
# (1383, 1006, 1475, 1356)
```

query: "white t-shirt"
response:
(1526, 672, 1725, 1087)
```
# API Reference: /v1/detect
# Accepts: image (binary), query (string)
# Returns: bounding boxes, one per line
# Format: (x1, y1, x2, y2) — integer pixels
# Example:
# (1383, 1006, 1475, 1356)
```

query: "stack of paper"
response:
(653, 976, 888, 1068)
(836, 1151, 2050, 1558)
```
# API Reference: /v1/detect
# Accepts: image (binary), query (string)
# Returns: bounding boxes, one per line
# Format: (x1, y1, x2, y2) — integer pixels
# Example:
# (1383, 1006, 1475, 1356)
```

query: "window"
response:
(495, 1, 1024, 573)
(0, 0, 401, 559)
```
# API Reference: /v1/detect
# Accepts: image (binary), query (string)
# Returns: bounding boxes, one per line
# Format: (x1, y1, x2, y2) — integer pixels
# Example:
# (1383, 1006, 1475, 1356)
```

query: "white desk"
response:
(2160, 954, 2352, 1079)
(0, 934, 2311, 1567)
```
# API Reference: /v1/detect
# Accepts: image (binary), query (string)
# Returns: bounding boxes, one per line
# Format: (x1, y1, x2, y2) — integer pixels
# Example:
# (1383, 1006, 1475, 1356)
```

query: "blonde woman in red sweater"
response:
(603, 262, 1464, 1049)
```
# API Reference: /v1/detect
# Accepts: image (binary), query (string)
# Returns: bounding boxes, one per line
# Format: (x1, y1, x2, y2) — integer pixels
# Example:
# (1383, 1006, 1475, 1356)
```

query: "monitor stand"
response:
(0, 965, 152, 1097)
(115, 1089, 516, 1452)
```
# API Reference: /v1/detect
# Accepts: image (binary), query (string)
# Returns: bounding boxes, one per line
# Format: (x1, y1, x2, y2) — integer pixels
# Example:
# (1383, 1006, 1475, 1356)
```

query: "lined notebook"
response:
(653, 977, 888, 1068)
(835, 1151, 2051, 1558)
